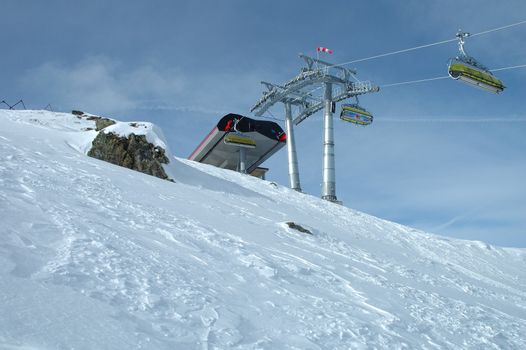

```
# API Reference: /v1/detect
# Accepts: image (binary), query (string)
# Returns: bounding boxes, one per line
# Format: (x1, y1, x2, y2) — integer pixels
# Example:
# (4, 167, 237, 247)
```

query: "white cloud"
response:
(19, 56, 185, 114)
(18, 56, 279, 118)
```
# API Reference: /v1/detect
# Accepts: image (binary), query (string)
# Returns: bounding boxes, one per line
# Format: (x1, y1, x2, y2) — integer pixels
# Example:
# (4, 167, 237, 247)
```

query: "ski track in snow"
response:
(1, 110, 525, 349)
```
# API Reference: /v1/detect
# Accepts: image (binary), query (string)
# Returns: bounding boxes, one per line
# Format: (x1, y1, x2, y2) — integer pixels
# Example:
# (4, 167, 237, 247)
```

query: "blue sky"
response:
(1, 0, 525, 247)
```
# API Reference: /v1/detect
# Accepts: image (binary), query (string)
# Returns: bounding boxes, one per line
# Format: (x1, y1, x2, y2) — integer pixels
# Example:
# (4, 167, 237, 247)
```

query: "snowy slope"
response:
(1, 110, 525, 349)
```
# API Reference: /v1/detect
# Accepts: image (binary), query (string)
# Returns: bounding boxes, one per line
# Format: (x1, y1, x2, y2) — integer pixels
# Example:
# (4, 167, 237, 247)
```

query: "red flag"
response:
(316, 47, 333, 54)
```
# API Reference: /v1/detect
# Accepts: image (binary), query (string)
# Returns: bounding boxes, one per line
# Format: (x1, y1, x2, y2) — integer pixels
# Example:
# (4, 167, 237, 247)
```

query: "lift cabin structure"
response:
(340, 105, 373, 125)
(448, 31, 505, 94)
(188, 114, 286, 177)
(340, 100, 373, 126)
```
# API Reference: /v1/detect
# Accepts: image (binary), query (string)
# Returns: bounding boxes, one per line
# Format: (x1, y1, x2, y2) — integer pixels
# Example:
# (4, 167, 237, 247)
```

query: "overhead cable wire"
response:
(381, 76, 449, 88)
(258, 62, 526, 122)
(331, 19, 526, 68)
(334, 39, 458, 67)
(489, 63, 526, 72)
(380, 117, 526, 123)
(381, 63, 526, 88)
(470, 19, 526, 38)
(259, 20, 526, 113)
(257, 20, 526, 122)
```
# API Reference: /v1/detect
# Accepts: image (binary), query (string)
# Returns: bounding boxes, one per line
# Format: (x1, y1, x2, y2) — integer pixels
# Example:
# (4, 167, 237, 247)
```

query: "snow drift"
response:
(1, 110, 525, 349)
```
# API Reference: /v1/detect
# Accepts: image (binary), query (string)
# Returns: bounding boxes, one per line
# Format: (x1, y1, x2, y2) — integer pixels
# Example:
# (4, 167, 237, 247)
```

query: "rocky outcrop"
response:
(94, 118, 116, 131)
(88, 132, 171, 181)
(285, 222, 312, 235)
(71, 111, 116, 131)
(84, 116, 116, 131)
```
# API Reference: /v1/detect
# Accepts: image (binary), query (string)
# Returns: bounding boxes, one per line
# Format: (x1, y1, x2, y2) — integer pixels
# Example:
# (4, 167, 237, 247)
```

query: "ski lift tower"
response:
(251, 80, 319, 192)
(251, 54, 379, 202)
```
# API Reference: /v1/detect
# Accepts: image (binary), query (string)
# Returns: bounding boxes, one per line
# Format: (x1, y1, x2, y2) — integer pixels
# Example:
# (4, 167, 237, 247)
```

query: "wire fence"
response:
(1, 100, 53, 111)
(1, 99, 26, 110)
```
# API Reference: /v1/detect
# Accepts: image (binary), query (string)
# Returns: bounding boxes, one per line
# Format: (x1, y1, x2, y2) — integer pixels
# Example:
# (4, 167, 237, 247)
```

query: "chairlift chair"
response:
(448, 31, 505, 93)
(223, 133, 257, 148)
(339, 98, 374, 126)
(223, 118, 257, 148)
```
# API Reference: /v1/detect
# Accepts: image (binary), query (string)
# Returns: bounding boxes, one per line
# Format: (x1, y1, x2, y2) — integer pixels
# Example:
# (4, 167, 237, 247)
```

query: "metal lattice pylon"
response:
(251, 54, 379, 202)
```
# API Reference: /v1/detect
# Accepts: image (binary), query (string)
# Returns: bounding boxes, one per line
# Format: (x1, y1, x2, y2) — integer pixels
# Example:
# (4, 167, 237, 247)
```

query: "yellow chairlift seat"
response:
(448, 60, 504, 94)
(448, 31, 505, 94)
(340, 104, 373, 126)
(224, 133, 256, 148)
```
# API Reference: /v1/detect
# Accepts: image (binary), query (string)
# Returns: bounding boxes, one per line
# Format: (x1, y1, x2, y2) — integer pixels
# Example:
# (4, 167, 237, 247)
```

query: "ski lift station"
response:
(188, 114, 286, 179)
(190, 54, 379, 203)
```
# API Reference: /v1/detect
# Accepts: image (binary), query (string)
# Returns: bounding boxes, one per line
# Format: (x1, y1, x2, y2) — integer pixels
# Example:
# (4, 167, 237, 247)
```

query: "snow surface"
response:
(1, 110, 525, 349)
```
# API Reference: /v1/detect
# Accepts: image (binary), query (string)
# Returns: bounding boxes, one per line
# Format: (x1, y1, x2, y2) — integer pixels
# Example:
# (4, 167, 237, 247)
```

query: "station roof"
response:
(188, 113, 286, 174)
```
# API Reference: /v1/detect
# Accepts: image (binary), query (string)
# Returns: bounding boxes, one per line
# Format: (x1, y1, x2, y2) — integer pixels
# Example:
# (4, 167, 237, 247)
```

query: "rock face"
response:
(88, 132, 171, 181)
(285, 222, 312, 235)
(94, 118, 116, 131)
(84, 116, 116, 131)
(71, 111, 116, 131)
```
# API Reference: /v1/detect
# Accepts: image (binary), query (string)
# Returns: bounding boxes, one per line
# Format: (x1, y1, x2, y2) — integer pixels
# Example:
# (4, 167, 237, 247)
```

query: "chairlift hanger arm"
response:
(293, 87, 378, 125)
(456, 30, 470, 57)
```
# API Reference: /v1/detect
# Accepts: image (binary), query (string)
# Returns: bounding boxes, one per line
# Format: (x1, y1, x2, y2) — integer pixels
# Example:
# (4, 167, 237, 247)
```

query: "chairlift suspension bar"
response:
(294, 82, 379, 125)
